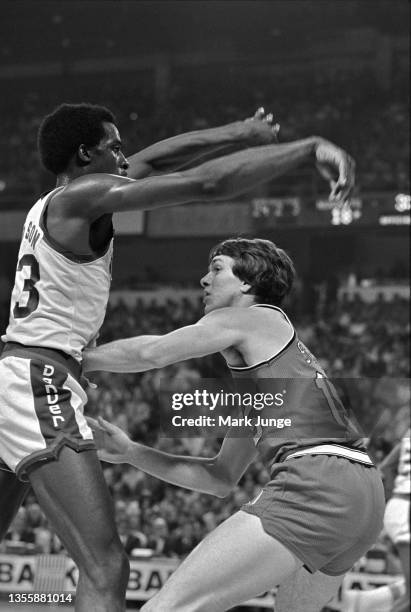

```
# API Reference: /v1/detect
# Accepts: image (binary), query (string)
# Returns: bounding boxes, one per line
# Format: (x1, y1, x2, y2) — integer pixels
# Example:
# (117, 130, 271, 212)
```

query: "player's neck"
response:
(56, 174, 71, 187)
(56, 162, 88, 186)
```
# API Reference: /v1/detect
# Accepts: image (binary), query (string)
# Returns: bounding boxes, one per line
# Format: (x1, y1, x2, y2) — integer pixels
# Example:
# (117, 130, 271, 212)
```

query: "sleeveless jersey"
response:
(2, 188, 113, 361)
(228, 304, 366, 466)
(393, 430, 410, 495)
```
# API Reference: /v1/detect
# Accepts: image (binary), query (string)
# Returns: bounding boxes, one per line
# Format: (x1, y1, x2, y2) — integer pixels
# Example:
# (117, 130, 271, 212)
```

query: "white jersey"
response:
(393, 430, 410, 495)
(2, 188, 113, 361)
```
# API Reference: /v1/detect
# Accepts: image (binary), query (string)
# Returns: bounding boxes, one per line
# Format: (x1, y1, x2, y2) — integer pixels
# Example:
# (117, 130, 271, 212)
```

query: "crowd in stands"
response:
(0, 67, 409, 200)
(1, 292, 409, 563)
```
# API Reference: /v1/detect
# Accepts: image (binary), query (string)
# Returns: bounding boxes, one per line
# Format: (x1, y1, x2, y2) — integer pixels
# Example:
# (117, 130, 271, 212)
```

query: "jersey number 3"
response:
(13, 254, 40, 319)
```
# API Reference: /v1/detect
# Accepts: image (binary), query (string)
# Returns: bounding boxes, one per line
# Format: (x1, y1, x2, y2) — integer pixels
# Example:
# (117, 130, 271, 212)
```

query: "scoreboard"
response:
(252, 193, 411, 229)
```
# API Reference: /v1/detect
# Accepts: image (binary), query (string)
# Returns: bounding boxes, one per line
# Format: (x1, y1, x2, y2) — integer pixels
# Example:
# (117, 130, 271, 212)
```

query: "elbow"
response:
(214, 476, 237, 498)
(215, 483, 233, 498)
(211, 471, 236, 498)
(208, 460, 238, 497)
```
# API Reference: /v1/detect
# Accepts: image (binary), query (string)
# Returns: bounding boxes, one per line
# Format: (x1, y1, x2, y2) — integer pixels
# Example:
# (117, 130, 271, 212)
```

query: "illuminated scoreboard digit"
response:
(331, 202, 362, 226)
(394, 193, 411, 213)
(316, 198, 363, 226)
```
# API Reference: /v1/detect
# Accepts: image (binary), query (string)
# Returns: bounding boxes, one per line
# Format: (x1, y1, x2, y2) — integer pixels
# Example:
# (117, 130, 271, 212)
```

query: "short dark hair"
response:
(37, 103, 116, 174)
(209, 238, 295, 306)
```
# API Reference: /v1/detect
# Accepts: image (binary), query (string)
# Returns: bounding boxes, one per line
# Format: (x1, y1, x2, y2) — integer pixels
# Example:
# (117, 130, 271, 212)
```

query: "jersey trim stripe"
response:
(285, 444, 374, 465)
(0, 460, 13, 473)
(15, 437, 96, 482)
(228, 332, 296, 371)
(227, 304, 295, 371)
(251, 303, 294, 327)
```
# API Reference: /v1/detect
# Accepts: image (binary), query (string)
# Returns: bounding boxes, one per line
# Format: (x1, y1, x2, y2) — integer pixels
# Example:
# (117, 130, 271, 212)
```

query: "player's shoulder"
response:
(51, 174, 132, 217)
(201, 305, 276, 328)
(62, 173, 130, 198)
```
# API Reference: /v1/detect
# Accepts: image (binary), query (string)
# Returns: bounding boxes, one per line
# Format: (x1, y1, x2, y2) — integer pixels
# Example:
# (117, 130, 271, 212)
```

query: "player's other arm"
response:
(83, 309, 243, 373)
(88, 417, 257, 497)
(68, 136, 355, 219)
(126, 108, 279, 179)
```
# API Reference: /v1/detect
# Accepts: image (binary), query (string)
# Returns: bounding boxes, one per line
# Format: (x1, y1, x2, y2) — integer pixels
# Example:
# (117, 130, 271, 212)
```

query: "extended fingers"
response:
(253, 107, 276, 125)
(86, 416, 100, 430)
(97, 415, 116, 432)
(333, 155, 356, 203)
(254, 106, 265, 119)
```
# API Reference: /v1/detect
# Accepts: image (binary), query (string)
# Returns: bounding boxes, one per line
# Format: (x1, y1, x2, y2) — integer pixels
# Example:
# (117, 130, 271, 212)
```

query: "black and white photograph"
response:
(0, 1, 409, 611)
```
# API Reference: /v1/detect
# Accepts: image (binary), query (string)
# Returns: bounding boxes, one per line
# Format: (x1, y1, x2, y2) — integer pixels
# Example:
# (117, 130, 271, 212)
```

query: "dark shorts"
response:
(0, 344, 95, 482)
(242, 454, 385, 575)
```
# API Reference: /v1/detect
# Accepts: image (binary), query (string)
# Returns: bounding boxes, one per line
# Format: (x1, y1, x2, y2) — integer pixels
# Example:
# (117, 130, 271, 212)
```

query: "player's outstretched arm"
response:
(69, 135, 355, 219)
(87, 417, 257, 497)
(83, 309, 244, 373)
(127, 107, 280, 179)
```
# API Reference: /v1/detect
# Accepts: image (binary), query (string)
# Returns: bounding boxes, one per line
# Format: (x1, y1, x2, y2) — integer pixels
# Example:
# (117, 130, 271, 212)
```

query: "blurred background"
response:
(0, 1, 409, 610)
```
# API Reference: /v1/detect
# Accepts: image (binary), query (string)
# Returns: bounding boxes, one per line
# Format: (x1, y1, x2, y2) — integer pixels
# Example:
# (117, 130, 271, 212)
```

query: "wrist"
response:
(308, 136, 323, 154)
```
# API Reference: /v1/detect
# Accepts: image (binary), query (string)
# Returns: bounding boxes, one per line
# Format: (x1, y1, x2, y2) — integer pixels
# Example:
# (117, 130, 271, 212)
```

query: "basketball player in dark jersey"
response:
(84, 238, 385, 612)
(0, 101, 355, 612)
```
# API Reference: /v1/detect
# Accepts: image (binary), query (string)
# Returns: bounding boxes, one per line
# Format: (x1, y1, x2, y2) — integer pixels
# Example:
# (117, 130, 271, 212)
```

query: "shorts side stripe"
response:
(63, 375, 93, 441)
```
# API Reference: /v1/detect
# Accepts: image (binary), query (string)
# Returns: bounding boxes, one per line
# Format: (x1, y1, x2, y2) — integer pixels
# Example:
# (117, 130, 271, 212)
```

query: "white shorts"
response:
(384, 496, 410, 545)
(0, 346, 94, 482)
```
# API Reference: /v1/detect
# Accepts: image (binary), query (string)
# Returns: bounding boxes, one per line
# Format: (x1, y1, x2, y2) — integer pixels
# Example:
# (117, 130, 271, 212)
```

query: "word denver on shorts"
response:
(42, 364, 65, 428)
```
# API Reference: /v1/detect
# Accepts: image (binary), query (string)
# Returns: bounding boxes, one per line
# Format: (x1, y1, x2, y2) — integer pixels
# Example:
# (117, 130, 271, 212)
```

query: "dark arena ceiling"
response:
(0, 0, 409, 64)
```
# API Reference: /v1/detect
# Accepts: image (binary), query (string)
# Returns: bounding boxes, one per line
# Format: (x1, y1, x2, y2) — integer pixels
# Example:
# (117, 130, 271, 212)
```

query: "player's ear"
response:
(240, 281, 252, 294)
(77, 144, 91, 166)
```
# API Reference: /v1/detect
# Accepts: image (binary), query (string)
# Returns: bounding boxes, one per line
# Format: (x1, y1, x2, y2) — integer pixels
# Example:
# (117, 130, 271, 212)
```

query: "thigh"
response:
(275, 567, 343, 612)
(0, 469, 30, 540)
(143, 510, 302, 612)
(28, 447, 121, 568)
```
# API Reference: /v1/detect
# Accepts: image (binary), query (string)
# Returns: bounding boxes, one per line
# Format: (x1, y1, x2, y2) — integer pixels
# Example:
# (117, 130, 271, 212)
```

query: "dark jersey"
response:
(228, 305, 366, 466)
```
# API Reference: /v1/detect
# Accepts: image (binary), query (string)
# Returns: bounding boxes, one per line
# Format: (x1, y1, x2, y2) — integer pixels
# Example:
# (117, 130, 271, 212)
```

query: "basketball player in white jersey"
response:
(83, 237, 384, 612)
(382, 429, 410, 612)
(0, 102, 354, 611)
(341, 430, 410, 612)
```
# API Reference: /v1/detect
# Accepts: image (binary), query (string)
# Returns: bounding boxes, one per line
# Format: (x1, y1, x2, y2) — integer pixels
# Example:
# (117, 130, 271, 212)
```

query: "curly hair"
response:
(209, 238, 295, 306)
(37, 103, 116, 174)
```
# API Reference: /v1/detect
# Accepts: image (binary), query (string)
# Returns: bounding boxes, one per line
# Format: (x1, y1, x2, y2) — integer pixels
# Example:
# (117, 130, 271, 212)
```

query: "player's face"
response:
(200, 255, 248, 313)
(88, 122, 129, 176)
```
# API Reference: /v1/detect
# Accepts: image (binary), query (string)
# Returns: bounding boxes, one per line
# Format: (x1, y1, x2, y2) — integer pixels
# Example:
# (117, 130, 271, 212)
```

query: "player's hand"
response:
(314, 138, 356, 204)
(245, 107, 281, 145)
(87, 416, 132, 463)
(80, 374, 98, 391)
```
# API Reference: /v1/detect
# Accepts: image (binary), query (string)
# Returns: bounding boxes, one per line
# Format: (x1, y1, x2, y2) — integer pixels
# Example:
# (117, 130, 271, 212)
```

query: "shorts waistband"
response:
(283, 444, 374, 465)
(392, 492, 410, 500)
(1, 342, 81, 380)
